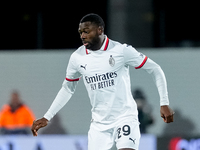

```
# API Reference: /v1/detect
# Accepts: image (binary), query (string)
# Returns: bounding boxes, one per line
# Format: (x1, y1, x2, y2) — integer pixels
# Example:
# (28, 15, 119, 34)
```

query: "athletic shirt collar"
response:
(86, 35, 109, 54)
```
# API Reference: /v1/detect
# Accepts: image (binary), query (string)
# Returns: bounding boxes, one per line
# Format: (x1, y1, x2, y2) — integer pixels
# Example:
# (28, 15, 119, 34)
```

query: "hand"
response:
(160, 105, 174, 123)
(31, 117, 49, 136)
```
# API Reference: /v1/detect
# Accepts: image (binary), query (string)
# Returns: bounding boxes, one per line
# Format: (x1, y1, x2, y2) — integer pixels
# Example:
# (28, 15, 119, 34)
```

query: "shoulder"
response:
(67, 46, 85, 69)
(108, 39, 137, 55)
(107, 39, 125, 55)
(67, 46, 85, 64)
(108, 39, 123, 48)
(0, 105, 10, 113)
(71, 45, 86, 58)
(20, 105, 33, 113)
(122, 43, 138, 54)
(108, 38, 136, 50)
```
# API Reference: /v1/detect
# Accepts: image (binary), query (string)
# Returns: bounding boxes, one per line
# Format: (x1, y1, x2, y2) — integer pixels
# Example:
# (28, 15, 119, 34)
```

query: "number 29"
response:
(117, 125, 131, 139)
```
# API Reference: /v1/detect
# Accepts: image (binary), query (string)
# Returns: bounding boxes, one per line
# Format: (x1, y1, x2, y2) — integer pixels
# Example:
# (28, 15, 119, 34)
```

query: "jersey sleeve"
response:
(63, 53, 82, 94)
(142, 58, 169, 106)
(123, 44, 148, 69)
(123, 44, 169, 106)
(44, 53, 82, 121)
(44, 86, 73, 121)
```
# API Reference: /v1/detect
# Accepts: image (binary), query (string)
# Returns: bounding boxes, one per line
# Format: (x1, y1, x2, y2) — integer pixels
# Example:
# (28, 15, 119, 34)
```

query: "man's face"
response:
(78, 21, 101, 50)
(10, 92, 21, 109)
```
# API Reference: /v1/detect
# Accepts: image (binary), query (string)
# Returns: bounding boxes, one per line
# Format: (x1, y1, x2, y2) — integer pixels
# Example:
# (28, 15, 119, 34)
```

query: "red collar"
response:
(86, 37, 109, 54)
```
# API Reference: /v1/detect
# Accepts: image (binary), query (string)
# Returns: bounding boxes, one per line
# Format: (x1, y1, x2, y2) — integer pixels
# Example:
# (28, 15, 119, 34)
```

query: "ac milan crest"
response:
(109, 55, 115, 67)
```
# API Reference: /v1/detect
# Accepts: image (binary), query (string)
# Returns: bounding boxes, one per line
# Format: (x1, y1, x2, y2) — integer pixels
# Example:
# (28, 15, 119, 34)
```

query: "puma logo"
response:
(129, 138, 136, 144)
(80, 64, 87, 70)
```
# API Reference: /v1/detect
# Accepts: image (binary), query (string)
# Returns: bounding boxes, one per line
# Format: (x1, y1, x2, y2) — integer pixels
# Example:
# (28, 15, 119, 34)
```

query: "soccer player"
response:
(31, 13, 174, 150)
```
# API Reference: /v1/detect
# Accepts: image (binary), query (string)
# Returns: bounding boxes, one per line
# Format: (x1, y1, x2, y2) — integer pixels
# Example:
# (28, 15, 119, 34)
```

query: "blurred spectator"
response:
(132, 88, 154, 133)
(0, 90, 35, 135)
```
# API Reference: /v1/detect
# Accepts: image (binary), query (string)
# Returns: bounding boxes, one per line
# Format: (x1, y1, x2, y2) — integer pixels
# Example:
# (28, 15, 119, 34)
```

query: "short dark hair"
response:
(80, 13, 105, 28)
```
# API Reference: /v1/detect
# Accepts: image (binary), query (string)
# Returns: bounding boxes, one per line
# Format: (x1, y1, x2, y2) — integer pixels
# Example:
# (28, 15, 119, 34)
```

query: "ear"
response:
(98, 26, 104, 35)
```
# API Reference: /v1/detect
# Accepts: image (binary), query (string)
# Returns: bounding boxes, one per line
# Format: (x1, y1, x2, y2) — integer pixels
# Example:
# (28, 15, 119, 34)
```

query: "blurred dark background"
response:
(0, 0, 199, 50)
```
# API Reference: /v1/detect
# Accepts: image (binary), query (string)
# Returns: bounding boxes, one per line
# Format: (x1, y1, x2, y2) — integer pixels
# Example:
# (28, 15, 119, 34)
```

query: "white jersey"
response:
(66, 36, 148, 124)
(44, 36, 169, 124)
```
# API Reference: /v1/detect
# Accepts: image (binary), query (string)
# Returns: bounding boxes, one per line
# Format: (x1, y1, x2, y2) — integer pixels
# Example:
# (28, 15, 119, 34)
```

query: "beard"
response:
(85, 36, 101, 50)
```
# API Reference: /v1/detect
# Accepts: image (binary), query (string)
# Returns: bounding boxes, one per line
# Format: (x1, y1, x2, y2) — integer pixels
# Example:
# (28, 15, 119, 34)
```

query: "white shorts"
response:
(88, 119, 141, 150)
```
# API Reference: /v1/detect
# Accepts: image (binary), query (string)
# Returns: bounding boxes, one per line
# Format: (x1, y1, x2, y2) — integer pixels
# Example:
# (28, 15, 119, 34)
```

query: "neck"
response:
(99, 34, 106, 47)
(92, 35, 105, 51)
